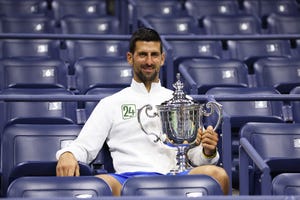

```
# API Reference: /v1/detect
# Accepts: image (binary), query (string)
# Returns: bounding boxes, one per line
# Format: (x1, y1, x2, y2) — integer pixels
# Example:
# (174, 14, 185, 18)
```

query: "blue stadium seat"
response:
(239, 122, 300, 195)
(205, 87, 285, 190)
(73, 57, 132, 94)
(179, 58, 249, 94)
(139, 15, 202, 35)
(51, 0, 107, 20)
(0, 16, 56, 33)
(226, 39, 293, 72)
(60, 15, 122, 34)
(253, 57, 300, 93)
(125, 0, 187, 32)
(184, 0, 240, 21)
(272, 173, 300, 195)
(0, 39, 61, 59)
(7, 176, 111, 197)
(202, 14, 262, 35)
(0, 0, 50, 17)
(0, 57, 69, 90)
(0, 123, 84, 196)
(243, 0, 300, 18)
(289, 86, 300, 123)
(121, 175, 223, 196)
(0, 88, 77, 126)
(164, 38, 224, 88)
(267, 13, 300, 34)
(62, 38, 129, 68)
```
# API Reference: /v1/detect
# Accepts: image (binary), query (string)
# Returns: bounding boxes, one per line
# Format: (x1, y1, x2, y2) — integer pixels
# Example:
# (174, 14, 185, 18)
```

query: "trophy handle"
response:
(137, 104, 161, 142)
(203, 101, 223, 131)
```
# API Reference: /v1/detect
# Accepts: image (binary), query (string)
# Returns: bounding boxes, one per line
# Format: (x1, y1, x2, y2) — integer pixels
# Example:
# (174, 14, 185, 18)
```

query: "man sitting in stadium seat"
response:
(56, 27, 229, 196)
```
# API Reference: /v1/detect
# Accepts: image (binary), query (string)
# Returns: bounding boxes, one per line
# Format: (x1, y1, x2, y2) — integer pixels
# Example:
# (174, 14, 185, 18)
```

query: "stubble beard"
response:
(136, 67, 158, 85)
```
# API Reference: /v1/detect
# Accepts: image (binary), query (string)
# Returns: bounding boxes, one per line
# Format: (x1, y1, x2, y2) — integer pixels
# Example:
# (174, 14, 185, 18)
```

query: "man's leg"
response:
(95, 174, 122, 196)
(189, 165, 229, 195)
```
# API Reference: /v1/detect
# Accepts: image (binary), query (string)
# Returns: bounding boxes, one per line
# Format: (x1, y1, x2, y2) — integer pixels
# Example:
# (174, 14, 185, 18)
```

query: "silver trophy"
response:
(137, 74, 222, 174)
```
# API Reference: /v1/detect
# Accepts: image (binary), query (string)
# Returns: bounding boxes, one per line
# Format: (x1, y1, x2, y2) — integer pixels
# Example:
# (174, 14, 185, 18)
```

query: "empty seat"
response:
(126, 0, 186, 32)
(205, 87, 285, 190)
(243, 0, 300, 18)
(226, 39, 293, 71)
(179, 58, 249, 94)
(0, 16, 56, 33)
(60, 15, 121, 34)
(239, 122, 300, 195)
(7, 176, 112, 197)
(267, 13, 300, 34)
(289, 86, 300, 123)
(202, 14, 262, 35)
(139, 15, 202, 35)
(51, 0, 107, 20)
(253, 57, 300, 93)
(0, 39, 61, 59)
(73, 57, 132, 94)
(0, 123, 83, 196)
(0, 88, 77, 126)
(0, 57, 69, 90)
(185, 0, 240, 21)
(272, 173, 300, 195)
(62, 39, 129, 67)
(165, 38, 224, 88)
(0, 0, 50, 17)
(121, 175, 223, 196)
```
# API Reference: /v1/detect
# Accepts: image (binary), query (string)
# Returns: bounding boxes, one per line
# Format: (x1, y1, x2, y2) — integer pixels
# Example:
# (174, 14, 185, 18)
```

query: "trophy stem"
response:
(169, 145, 189, 175)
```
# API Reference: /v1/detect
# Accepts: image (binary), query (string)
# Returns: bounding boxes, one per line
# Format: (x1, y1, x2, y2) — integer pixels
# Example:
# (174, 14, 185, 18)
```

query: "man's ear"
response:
(127, 52, 133, 65)
(160, 52, 166, 66)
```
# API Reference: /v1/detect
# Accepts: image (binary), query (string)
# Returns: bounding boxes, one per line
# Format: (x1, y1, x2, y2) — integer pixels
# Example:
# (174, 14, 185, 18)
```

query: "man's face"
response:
(127, 41, 165, 84)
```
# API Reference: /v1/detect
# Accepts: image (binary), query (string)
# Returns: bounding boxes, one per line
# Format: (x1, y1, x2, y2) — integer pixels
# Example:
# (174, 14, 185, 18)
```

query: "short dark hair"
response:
(129, 27, 163, 54)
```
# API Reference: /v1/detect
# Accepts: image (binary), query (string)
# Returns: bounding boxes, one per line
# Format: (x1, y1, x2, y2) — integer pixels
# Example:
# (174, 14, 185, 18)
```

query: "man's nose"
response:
(145, 54, 154, 65)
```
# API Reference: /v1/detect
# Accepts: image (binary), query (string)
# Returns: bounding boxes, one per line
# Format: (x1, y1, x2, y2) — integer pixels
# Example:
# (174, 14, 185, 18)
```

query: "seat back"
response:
(253, 57, 300, 93)
(0, 88, 77, 125)
(127, 0, 186, 31)
(140, 15, 202, 35)
(289, 86, 300, 123)
(0, 0, 49, 17)
(121, 175, 223, 196)
(1, 123, 82, 196)
(0, 39, 61, 59)
(179, 58, 249, 94)
(267, 13, 300, 34)
(63, 39, 129, 65)
(74, 57, 132, 94)
(272, 173, 300, 195)
(51, 0, 107, 20)
(60, 16, 121, 34)
(185, 0, 240, 20)
(0, 58, 68, 90)
(7, 176, 112, 197)
(226, 39, 292, 71)
(203, 14, 262, 35)
(243, 0, 300, 18)
(1, 16, 56, 33)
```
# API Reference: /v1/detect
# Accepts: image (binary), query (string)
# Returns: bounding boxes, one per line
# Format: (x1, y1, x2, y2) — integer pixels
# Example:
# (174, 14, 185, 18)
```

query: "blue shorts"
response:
(109, 170, 191, 185)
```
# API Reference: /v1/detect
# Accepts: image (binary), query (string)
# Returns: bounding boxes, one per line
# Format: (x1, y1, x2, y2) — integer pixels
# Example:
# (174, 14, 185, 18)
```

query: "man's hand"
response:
(56, 152, 80, 176)
(196, 126, 218, 157)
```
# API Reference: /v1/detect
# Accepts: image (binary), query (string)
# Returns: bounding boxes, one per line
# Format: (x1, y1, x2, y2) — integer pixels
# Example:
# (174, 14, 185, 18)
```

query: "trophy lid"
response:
(160, 73, 196, 107)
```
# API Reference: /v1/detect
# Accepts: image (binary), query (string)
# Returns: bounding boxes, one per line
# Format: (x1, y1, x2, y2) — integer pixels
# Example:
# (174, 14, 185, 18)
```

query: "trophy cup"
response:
(137, 73, 222, 174)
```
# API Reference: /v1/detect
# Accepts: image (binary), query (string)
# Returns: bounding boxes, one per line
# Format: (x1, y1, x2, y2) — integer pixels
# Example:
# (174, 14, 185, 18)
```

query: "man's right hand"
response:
(56, 152, 80, 176)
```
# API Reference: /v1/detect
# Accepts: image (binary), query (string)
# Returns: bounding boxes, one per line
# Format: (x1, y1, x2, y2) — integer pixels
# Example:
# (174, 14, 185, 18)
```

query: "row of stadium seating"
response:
(1, 0, 300, 198)
(0, 0, 300, 34)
